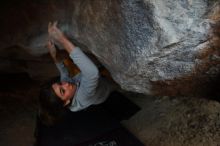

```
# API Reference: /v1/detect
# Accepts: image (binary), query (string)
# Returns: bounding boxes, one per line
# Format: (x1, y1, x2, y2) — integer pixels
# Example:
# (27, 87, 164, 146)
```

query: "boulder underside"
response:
(0, 0, 219, 96)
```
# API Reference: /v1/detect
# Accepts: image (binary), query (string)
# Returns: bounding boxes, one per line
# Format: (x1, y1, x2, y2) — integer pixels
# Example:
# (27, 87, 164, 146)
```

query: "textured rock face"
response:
(0, 0, 73, 80)
(0, 0, 219, 95)
(70, 0, 220, 94)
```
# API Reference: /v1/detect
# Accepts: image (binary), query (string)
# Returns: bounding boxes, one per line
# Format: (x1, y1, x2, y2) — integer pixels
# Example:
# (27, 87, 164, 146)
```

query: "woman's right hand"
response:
(48, 21, 75, 54)
(48, 21, 65, 43)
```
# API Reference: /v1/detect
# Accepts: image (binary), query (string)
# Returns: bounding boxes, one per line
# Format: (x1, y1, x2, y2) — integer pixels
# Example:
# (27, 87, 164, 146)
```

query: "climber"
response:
(39, 22, 115, 125)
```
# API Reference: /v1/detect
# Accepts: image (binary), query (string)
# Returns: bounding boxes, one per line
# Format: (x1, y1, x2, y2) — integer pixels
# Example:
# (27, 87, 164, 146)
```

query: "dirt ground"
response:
(123, 92, 220, 146)
(1, 76, 220, 146)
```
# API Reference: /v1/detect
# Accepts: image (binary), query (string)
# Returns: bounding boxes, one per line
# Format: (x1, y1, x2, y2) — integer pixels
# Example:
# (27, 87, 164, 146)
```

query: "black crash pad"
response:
(35, 91, 143, 146)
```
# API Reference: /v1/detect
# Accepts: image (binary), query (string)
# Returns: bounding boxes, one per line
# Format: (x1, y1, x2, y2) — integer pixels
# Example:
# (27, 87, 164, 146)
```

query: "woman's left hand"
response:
(47, 40, 57, 61)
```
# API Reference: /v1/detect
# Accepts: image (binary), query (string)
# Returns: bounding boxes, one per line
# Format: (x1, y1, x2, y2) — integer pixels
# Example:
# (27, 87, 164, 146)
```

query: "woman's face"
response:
(52, 81, 76, 106)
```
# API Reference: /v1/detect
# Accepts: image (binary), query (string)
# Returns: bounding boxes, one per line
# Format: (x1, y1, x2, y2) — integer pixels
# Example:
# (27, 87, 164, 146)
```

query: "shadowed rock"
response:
(0, 0, 219, 96)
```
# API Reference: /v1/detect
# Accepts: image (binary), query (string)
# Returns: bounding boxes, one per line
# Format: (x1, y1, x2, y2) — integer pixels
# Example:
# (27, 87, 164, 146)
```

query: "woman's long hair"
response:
(38, 77, 67, 126)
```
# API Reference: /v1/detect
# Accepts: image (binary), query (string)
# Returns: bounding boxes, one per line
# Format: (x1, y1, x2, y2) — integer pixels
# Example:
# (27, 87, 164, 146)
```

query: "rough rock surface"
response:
(0, 0, 219, 95)
(70, 0, 220, 95)
(123, 92, 220, 146)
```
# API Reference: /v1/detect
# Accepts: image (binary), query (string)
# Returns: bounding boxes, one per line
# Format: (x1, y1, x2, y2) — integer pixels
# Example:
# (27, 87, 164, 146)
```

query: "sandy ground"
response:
(0, 79, 220, 146)
(123, 92, 220, 146)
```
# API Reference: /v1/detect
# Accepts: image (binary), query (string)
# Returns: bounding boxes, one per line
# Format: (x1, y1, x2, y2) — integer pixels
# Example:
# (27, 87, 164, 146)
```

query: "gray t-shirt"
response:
(55, 47, 114, 112)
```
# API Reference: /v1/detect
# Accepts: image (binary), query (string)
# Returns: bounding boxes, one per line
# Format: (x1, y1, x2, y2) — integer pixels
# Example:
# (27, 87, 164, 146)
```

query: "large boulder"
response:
(0, 0, 219, 96)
